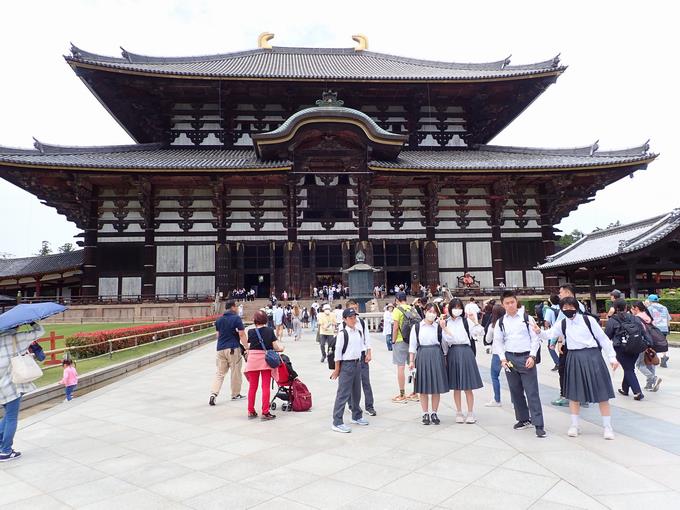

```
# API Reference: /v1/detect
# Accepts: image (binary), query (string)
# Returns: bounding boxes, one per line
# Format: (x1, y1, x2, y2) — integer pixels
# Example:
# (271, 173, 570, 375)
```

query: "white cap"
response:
(323, 304, 331, 311)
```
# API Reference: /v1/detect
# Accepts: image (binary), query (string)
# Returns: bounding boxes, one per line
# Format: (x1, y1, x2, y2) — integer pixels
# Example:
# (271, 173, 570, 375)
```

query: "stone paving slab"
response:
(3, 327, 680, 509)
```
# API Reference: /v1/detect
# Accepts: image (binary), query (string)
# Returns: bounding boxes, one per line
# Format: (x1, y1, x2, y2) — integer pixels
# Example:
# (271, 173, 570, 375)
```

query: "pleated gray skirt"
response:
(447, 344, 483, 391)
(415, 345, 449, 395)
(564, 347, 615, 403)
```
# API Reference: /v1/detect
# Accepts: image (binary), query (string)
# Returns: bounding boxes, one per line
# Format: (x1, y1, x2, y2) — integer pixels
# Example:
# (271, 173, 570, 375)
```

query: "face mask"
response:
(451, 309, 463, 317)
(425, 312, 437, 322)
(324, 310, 330, 315)
(562, 309, 577, 319)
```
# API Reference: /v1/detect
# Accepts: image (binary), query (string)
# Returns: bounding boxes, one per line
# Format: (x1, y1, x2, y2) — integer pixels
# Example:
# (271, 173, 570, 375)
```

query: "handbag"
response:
(10, 335, 43, 384)
(255, 328, 281, 368)
(644, 348, 660, 366)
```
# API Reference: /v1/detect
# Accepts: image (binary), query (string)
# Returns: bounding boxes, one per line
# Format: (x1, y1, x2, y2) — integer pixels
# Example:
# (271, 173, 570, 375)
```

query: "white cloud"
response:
(0, 0, 676, 256)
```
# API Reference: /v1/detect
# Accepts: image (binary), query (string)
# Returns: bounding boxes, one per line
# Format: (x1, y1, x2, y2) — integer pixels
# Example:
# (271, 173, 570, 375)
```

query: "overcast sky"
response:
(0, 0, 677, 257)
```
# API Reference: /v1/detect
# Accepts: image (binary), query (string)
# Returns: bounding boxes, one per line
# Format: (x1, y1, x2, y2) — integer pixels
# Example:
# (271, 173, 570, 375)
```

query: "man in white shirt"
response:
(272, 304, 284, 339)
(493, 290, 546, 438)
(331, 309, 369, 433)
(465, 298, 481, 320)
(346, 300, 375, 416)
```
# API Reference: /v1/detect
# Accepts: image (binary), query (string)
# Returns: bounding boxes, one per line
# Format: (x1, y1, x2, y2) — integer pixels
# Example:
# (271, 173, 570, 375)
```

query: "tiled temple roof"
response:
(0, 250, 83, 279)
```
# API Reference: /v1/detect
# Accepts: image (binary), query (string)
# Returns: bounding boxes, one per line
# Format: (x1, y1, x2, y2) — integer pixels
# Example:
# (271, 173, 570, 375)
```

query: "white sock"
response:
(570, 414, 579, 428)
(602, 416, 612, 429)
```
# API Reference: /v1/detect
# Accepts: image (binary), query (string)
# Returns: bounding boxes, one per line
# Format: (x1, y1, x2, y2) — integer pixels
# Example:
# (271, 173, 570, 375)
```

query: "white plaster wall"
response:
(188, 245, 215, 272)
(157, 246, 184, 272)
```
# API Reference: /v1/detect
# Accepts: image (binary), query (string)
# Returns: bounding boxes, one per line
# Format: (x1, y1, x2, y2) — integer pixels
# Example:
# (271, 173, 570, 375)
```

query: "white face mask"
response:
(324, 310, 330, 315)
(451, 309, 463, 317)
(425, 312, 437, 322)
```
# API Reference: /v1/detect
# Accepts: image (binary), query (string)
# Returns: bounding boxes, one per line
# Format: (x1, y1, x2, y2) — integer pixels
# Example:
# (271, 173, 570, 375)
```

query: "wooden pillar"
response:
(214, 178, 230, 295)
(341, 241, 350, 288)
(309, 240, 317, 296)
(139, 178, 156, 299)
(269, 241, 276, 296)
(81, 192, 99, 299)
(286, 175, 298, 242)
(357, 175, 370, 242)
(423, 178, 440, 292)
(410, 240, 420, 295)
(491, 215, 505, 287)
(235, 242, 245, 289)
(34, 277, 42, 298)
(628, 262, 638, 298)
(588, 268, 597, 313)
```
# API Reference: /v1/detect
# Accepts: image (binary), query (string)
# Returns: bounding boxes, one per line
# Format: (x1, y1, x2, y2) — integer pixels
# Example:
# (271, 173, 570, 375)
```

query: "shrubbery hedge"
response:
(65, 316, 218, 359)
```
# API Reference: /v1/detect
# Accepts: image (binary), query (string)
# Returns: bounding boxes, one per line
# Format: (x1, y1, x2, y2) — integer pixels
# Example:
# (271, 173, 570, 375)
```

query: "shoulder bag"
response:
(11, 335, 43, 384)
(255, 328, 282, 368)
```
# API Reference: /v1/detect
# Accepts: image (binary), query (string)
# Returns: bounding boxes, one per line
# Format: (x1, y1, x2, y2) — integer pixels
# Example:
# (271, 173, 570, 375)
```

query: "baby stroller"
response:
(270, 353, 298, 412)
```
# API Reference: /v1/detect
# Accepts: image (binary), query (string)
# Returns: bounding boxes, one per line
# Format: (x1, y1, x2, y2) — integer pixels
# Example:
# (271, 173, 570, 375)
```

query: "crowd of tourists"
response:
(206, 284, 673, 439)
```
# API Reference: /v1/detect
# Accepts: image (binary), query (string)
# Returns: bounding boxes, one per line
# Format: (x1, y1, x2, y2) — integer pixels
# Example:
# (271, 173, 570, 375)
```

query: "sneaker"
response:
(652, 377, 662, 392)
(644, 380, 653, 391)
(618, 389, 629, 397)
(231, 394, 245, 401)
(422, 414, 431, 425)
(209, 394, 217, 406)
(535, 427, 547, 438)
(513, 420, 532, 430)
(366, 408, 377, 416)
(320, 356, 326, 363)
(248, 411, 258, 419)
(430, 413, 441, 425)
(455, 413, 465, 424)
(603, 427, 615, 440)
(351, 418, 369, 426)
(660, 355, 669, 368)
(581, 403, 590, 408)
(551, 397, 568, 406)
(634, 393, 645, 401)
(551, 364, 559, 372)
(261, 413, 276, 421)
(567, 426, 580, 437)
(484, 400, 501, 407)
(0, 450, 21, 462)
(406, 393, 420, 402)
(465, 414, 477, 424)
(392, 395, 408, 404)
(332, 424, 352, 433)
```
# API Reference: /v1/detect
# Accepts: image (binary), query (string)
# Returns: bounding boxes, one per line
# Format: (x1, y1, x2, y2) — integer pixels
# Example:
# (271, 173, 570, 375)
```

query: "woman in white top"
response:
(484, 304, 506, 407)
(534, 296, 619, 440)
(383, 304, 394, 352)
(441, 298, 484, 424)
(408, 304, 449, 425)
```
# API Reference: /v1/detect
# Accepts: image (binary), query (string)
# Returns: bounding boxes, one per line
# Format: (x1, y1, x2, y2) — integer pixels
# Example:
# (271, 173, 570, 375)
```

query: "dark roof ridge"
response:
(68, 43, 563, 72)
(0, 141, 163, 155)
(479, 141, 654, 158)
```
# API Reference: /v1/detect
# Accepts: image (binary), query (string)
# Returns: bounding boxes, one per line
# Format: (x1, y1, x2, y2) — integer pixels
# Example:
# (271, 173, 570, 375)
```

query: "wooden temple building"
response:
(0, 35, 657, 301)
(538, 208, 680, 300)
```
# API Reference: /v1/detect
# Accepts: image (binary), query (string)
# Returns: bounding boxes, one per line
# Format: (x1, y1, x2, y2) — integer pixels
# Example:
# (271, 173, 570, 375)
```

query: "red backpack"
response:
(291, 379, 312, 412)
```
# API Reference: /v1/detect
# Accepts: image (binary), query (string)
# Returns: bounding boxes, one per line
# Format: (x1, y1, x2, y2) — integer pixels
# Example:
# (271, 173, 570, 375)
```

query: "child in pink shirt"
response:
(59, 359, 78, 402)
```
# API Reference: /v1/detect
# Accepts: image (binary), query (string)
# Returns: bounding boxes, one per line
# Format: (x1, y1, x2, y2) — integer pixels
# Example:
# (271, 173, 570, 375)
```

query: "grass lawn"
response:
(669, 331, 680, 342)
(35, 328, 214, 388)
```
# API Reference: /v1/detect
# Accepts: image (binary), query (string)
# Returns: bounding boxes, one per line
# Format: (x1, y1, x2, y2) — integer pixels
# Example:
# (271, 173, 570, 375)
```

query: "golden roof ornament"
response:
(258, 32, 274, 49)
(352, 34, 368, 51)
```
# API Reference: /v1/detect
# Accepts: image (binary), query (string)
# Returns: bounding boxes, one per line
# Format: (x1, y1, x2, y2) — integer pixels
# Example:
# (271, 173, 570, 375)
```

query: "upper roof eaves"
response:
(66, 44, 566, 81)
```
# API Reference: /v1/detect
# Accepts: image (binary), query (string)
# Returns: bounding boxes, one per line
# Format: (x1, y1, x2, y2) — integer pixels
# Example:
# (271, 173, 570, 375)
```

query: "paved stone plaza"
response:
(3, 328, 680, 509)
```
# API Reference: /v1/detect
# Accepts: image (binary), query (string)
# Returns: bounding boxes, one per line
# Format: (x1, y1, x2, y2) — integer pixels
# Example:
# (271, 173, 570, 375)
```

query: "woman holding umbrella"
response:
(1, 322, 45, 461)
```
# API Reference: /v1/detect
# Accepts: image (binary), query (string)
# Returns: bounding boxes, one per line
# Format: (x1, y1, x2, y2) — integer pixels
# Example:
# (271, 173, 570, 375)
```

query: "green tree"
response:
(556, 229, 584, 249)
(36, 240, 52, 256)
(58, 242, 75, 253)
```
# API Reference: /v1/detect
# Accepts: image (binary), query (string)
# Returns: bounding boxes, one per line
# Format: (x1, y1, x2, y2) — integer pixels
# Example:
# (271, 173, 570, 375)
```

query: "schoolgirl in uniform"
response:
(441, 298, 484, 423)
(408, 303, 449, 425)
(535, 296, 619, 439)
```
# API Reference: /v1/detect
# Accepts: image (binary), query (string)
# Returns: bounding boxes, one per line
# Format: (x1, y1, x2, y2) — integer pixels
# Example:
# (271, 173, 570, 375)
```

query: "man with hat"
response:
(318, 303, 337, 363)
(647, 294, 671, 368)
(330, 308, 369, 433)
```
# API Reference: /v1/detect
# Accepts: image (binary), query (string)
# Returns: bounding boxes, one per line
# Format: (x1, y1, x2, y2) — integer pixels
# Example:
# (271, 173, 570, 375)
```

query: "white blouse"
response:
(408, 321, 442, 354)
(382, 310, 394, 336)
(442, 317, 484, 346)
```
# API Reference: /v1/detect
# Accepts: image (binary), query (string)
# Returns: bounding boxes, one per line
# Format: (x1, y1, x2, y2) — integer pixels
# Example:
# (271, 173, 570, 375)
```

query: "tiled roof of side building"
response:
(538, 209, 680, 270)
(0, 250, 84, 279)
(66, 45, 566, 81)
(0, 142, 656, 172)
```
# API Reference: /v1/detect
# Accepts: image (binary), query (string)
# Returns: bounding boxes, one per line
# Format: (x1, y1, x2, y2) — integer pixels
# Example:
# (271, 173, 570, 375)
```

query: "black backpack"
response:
(327, 326, 363, 369)
(499, 311, 540, 364)
(612, 315, 648, 355)
(397, 305, 422, 344)
(534, 303, 545, 324)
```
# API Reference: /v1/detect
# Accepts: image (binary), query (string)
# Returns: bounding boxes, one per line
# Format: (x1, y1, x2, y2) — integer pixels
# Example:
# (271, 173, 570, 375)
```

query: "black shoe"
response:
(422, 414, 431, 425)
(320, 356, 326, 363)
(248, 411, 258, 419)
(535, 427, 547, 438)
(618, 389, 629, 397)
(261, 412, 277, 421)
(430, 413, 441, 425)
(231, 394, 245, 401)
(0, 450, 21, 462)
(366, 408, 377, 416)
(209, 394, 216, 406)
(634, 393, 645, 401)
(551, 364, 559, 372)
(513, 420, 532, 430)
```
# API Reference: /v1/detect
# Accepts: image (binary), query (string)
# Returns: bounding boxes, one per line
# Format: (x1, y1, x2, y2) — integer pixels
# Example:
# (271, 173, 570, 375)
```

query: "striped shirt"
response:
(0, 323, 44, 405)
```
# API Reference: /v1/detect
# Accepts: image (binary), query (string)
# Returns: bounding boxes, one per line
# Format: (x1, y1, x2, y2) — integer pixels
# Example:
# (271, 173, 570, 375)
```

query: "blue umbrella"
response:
(0, 303, 67, 333)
